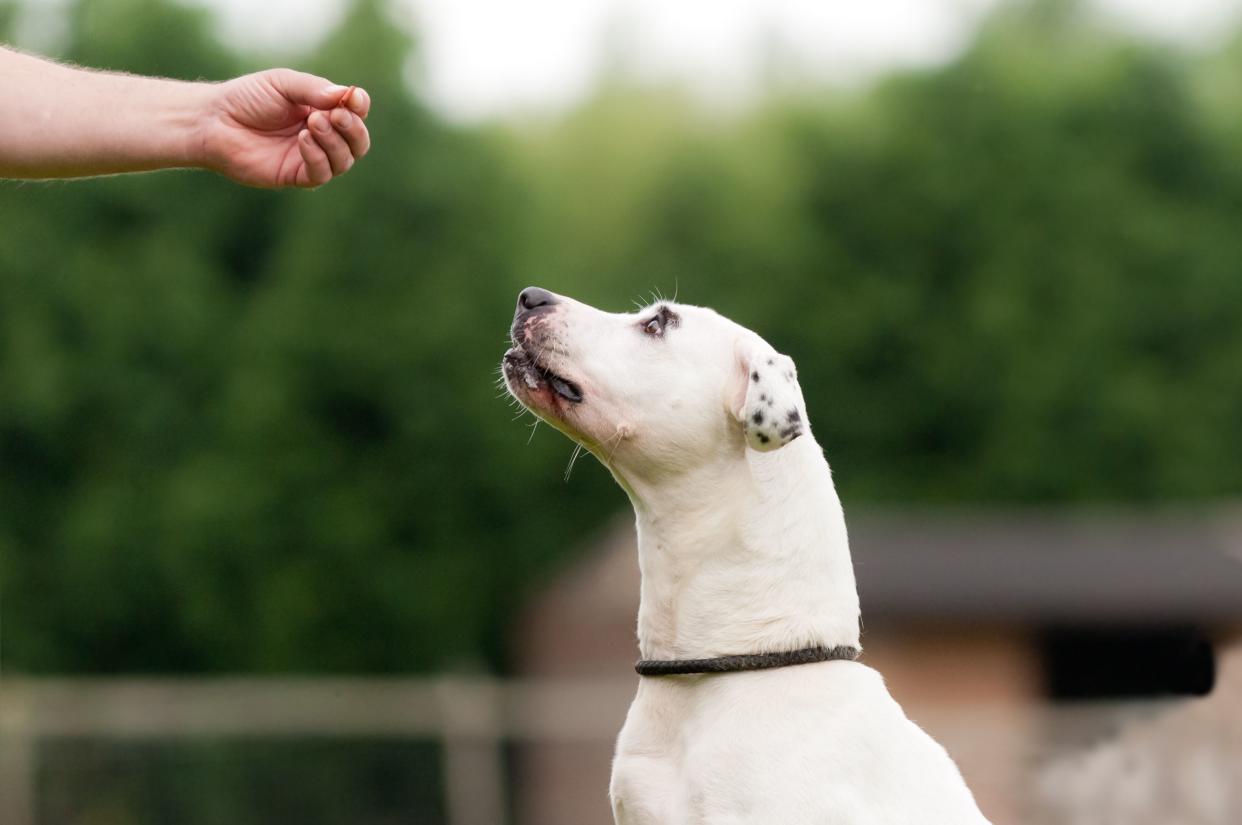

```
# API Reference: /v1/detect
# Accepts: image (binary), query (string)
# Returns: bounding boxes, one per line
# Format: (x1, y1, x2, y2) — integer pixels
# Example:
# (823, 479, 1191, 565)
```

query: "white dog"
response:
(502, 287, 992, 825)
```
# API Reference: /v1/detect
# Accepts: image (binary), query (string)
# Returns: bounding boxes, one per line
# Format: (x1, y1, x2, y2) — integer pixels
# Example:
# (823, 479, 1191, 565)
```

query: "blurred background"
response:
(3, 0, 1242, 822)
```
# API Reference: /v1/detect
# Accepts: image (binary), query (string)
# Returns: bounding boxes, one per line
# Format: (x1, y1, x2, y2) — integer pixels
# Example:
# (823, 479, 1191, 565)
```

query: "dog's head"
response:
(502, 287, 807, 482)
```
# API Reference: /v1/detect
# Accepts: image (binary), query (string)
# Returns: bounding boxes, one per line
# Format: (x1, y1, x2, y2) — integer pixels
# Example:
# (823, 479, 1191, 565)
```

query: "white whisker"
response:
(602, 428, 626, 468)
(564, 442, 585, 481)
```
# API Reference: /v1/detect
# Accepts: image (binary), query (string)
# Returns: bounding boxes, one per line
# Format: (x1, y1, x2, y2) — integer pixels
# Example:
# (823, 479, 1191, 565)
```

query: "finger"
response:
(308, 110, 354, 176)
(342, 86, 371, 119)
(297, 129, 332, 187)
(267, 68, 350, 111)
(330, 107, 370, 160)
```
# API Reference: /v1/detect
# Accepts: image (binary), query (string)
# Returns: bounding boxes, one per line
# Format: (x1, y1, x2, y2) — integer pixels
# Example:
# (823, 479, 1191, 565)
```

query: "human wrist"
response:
(162, 79, 218, 172)
(96, 75, 218, 174)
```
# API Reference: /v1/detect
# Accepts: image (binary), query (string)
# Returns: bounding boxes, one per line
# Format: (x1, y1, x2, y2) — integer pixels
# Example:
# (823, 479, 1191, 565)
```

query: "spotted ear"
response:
(731, 337, 805, 451)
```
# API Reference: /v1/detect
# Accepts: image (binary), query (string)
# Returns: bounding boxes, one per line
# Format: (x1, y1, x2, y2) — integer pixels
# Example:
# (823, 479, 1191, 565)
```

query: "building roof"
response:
(528, 509, 1242, 634)
(849, 509, 1242, 623)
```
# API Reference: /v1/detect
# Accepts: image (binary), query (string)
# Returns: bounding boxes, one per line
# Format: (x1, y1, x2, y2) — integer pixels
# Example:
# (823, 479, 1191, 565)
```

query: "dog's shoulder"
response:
(615, 662, 989, 824)
(700, 663, 991, 823)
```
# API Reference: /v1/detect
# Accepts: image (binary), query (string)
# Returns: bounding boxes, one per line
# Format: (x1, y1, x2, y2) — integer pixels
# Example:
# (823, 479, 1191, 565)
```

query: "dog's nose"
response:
(518, 287, 558, 312)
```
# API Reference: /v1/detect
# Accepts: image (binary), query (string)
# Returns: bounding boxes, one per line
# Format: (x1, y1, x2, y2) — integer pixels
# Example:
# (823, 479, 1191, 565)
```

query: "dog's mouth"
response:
(503, 346, 584, 404)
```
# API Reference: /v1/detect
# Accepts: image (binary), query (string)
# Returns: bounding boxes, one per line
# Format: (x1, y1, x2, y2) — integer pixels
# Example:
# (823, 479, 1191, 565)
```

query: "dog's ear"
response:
(730, 336, 805, 451)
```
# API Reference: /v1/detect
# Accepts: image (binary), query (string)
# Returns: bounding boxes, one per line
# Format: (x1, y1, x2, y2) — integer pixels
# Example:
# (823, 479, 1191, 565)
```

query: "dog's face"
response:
(502, 287, 806, 482)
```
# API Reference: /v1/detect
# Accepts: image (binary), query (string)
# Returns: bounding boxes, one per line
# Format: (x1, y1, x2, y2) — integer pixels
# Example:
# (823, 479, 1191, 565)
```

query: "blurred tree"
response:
(0, 0, 614, 674)
(5, 0, 1242, 683)
(512, 0, 1242, 505)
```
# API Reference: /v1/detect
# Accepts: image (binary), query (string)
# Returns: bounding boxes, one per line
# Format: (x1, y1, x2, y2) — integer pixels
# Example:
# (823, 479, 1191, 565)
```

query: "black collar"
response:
(635, 644, 861, 677)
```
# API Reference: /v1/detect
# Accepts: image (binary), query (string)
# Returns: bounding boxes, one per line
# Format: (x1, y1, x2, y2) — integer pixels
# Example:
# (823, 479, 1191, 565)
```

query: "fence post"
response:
(437, 678, 507, 825)
(0, 682, 36, 825)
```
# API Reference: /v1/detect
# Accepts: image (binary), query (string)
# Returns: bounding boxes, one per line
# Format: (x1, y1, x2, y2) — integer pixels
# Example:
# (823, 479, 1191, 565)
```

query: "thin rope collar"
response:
(635, 644, 861, 677)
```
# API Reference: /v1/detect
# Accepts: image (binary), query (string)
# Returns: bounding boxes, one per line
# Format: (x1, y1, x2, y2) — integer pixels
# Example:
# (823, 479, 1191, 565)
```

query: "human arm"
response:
(0, 46, 371, 188)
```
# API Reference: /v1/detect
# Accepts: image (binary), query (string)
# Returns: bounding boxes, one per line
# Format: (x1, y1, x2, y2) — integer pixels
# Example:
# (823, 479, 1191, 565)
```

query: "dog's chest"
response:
(608, 681, 808, 825)
(609, 686, 718, 825)
(610, 746, 753, 825)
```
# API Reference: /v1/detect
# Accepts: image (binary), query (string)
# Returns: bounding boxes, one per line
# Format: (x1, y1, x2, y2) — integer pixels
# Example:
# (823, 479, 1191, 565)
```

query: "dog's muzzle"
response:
(502, 346, 583, 403)
(504, 287, 584, 404)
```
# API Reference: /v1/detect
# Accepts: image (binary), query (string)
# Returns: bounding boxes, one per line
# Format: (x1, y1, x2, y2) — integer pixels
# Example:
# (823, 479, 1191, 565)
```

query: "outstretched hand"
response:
(200, 69, 371, 189)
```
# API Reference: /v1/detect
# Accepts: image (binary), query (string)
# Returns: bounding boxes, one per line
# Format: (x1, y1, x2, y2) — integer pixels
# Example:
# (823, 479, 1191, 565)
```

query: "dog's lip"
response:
(504, 346, 584, 404)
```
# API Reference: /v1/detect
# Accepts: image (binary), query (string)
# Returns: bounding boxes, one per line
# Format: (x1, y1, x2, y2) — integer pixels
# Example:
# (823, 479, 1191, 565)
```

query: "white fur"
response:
(503, 291, 992, 825)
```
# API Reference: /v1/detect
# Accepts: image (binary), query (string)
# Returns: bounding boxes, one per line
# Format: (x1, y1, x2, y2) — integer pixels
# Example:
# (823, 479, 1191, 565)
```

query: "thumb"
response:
(265, 68, 349, 110)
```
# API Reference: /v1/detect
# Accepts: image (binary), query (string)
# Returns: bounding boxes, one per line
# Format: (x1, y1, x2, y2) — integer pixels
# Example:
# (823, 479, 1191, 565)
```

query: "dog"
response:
(503, 287, 992, 825)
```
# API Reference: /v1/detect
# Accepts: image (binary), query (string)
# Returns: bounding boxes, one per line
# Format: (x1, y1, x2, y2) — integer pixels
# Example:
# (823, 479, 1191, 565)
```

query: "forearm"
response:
(0, 46, 212, 179)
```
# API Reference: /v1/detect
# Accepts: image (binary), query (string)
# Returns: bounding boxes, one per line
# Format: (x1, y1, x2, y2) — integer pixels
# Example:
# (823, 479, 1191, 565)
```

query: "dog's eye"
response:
(640, 306, 678, 338)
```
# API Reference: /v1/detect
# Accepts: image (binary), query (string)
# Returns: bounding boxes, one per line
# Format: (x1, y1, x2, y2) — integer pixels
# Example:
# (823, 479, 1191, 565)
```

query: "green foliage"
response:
(5, 0, 1242, 677)
(510, 1, 1242, 504)
(0, 0, 614, 674)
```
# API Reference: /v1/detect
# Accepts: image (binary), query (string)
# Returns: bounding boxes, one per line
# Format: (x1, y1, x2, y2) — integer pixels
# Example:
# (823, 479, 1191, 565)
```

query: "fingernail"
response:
(331, 108, 352, 128)
(312, 112, 331, 132)
(323, 84, 348, 97)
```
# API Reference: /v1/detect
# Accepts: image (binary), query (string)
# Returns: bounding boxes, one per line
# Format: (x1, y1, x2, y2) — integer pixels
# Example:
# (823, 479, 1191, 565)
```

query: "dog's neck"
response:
(624, 435, 861, 662)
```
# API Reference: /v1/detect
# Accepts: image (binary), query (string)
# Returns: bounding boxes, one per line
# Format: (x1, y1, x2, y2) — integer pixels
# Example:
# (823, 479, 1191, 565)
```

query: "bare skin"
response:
(0, 45, 371, 188)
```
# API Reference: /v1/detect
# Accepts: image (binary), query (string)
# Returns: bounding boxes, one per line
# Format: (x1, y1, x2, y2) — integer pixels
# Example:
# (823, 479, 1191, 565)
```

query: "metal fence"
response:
(0, 676, 635, 825)
(4, 670, 1241, 825)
